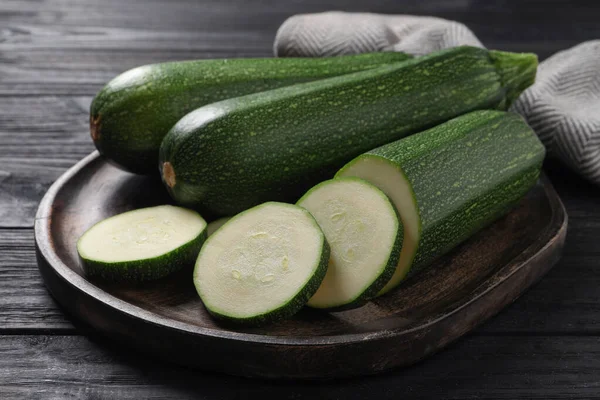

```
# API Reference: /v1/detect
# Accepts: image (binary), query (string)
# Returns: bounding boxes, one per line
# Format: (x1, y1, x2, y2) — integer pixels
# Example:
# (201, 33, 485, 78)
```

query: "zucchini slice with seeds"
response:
(297, 177, 402, 311)
(194, 202, 329, 326)
(77, 205, 207, 282)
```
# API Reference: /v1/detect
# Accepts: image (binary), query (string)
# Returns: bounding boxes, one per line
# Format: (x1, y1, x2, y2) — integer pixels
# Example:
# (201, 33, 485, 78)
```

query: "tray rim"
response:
(34, 151, 568, 348)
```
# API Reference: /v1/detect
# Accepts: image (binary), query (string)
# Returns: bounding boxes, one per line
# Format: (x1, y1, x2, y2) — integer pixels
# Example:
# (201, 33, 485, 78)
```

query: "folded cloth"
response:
(510, 41, 600, 185)
(274, 11, 484, 56)
(274, 11, 600, 185)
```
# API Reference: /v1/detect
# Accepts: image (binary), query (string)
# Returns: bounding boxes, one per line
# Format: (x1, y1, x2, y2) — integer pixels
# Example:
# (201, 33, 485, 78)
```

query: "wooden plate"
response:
(35, 151, 567, 379)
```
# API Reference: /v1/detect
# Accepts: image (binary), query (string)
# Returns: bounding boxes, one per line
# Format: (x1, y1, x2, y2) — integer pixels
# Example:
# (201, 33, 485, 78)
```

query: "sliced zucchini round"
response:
(77, 205, 207, 282)
(337, 157, 420, 295)
(193, 202, 329, 326)
(297, 177, 403, 311)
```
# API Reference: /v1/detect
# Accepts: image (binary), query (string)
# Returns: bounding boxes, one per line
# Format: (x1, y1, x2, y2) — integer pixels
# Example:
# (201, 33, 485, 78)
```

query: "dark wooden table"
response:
(2, 0, 600, 398)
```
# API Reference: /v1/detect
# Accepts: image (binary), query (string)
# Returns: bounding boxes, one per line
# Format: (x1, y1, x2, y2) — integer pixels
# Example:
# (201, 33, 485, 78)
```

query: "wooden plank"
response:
(0, 96, 92, 151)
(0, 229, 74, 331)
(0, 25, 271, 53)
(0, 334, 599, 399)
(0, 24, 273, 96)
(0, 0, 598, 97)
(0, 96, 93, 227)
(0, 49, 272, 97)
(0, 160, 88, 228)
(1, 0, 598, 41)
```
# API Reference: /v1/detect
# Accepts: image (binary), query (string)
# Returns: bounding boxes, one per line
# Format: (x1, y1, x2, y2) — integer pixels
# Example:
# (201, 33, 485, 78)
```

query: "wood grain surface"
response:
(2, 335, 600, 399)
(1, 0, 600, 396)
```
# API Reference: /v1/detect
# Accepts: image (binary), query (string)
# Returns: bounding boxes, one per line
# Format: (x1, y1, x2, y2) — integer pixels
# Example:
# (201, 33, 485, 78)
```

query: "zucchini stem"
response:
(490, 50, 538, 107)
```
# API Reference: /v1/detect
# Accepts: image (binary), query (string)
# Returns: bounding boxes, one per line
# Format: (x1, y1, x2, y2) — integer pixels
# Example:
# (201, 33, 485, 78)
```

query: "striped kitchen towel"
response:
(274, 11, 600, 185)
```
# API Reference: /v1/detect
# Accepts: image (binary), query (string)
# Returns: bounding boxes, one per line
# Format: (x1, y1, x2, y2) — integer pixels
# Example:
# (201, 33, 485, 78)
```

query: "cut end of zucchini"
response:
(297, 177, 402, 310)
(194, 202, 329, 326)
(162, 162, 176, 188)
(90, 114, 101, 143)
(337, 156, 420, 295)
(489, 50, 538, 107)
(77, 205, 207, 282)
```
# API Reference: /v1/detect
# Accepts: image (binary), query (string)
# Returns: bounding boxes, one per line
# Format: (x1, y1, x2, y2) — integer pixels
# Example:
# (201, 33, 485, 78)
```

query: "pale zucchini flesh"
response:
(193, 202, 329, 326)
(337, 110, 546, 295)
(297, 178, 402, 310)
(337, 158, 419, 294)
(77, 205, 207, 282)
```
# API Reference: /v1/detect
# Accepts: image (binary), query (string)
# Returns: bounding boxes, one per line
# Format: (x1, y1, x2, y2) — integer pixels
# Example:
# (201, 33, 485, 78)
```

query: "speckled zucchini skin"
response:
(90, 52, 412, 174)
(79, 229, 207, 283)
(339, 110, 546, 284)
(160, 46, 538, 216)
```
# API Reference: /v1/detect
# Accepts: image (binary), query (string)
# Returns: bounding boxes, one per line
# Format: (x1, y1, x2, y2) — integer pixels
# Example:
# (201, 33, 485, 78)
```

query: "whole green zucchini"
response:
(160, 46, 538, 216)
(337, 110, 546, 294)
(90, 52, 411, 174)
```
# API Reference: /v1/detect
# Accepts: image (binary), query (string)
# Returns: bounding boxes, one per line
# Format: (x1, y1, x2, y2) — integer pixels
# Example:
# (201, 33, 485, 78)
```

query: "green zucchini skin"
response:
(80, 228, 207, 283)
(337, 110, 546, 291)
(160, 46, 538, 216)
(90, 52, 411, 174)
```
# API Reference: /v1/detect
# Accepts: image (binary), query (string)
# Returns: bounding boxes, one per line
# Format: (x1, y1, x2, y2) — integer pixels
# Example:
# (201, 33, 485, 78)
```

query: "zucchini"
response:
(160, 46, 538, 216)
(90, 52, 411, 174)
(336, 110, 546, 294)
(297, 177, 402, 310)
(77, 205, 207, 282)
(193, 202, 329, 326)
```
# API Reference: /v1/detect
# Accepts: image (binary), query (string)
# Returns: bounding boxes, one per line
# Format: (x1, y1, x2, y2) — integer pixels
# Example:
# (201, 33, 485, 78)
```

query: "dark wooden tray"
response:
(34, 151, 567, 379)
